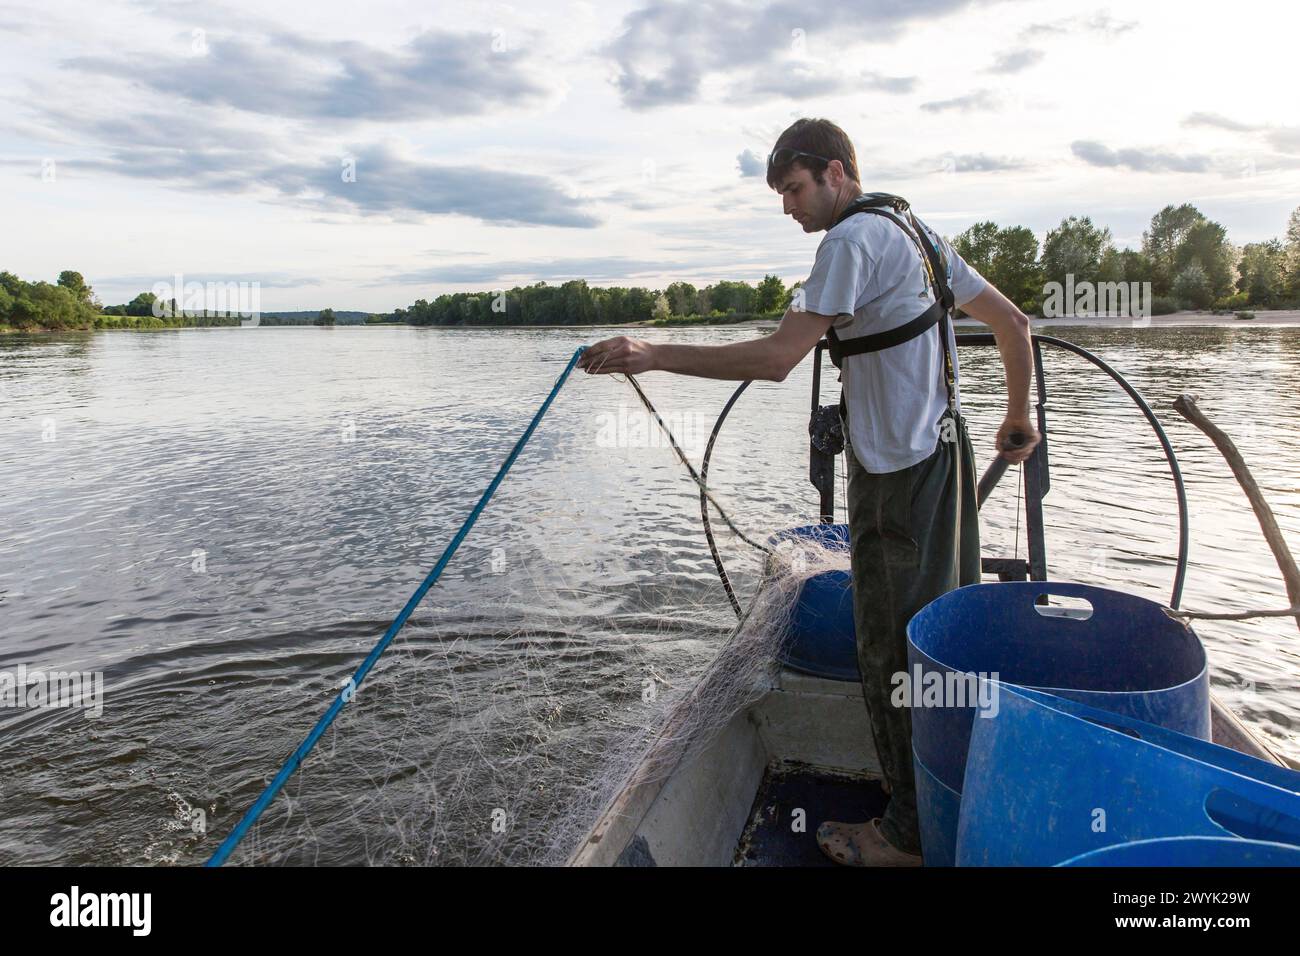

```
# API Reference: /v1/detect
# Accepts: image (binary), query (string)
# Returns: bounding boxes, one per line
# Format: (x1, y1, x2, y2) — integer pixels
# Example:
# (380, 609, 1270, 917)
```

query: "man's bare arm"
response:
(957, 284, 1040, 463)
(578, 310, 835, 382)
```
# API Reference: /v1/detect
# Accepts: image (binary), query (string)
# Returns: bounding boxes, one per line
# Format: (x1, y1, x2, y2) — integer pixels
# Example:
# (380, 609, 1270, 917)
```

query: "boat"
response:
(569, 333, 1297, 867)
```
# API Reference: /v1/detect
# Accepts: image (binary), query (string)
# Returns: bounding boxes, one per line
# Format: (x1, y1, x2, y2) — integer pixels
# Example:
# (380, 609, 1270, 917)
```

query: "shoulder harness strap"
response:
(822, 193, 958, 415)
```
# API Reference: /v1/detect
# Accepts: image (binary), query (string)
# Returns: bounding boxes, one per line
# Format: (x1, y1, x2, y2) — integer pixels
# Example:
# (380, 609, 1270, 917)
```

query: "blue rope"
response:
(206, 345, 587, 866)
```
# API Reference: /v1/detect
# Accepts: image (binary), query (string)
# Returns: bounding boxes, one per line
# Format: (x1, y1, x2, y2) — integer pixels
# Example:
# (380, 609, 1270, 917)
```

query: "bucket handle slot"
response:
(1031, 593, 1094, 620)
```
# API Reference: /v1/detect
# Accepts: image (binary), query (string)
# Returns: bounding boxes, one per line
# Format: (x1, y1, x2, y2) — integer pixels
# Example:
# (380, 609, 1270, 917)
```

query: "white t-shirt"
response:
(800, 208, 987, 474)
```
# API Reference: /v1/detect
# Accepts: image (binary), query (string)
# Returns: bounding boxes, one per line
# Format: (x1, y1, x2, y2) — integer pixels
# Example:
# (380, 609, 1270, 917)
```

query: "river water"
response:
(1, 323, 1297, 865)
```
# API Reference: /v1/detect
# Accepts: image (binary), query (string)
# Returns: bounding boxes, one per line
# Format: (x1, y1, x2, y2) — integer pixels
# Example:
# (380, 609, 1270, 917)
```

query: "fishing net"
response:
(211, 368, 853, 866)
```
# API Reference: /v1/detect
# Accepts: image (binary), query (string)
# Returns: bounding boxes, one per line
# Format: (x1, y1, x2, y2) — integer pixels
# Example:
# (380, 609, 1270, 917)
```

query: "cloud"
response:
(986, 48, 1044, 74)
(1022, 11, 1137, 38)
(1182, 112, 1262, 133)
(733, 65, 916, 101)
(865, 152, 1030, 180)
(944, 153, 1029, 172)
(378, 257, 680, 285)
(262, 144, 602, 227)
(1266, 127, 1300, 154)
(738, 65, 854, 100)
(1070, 140, 1212, 173)
(920, 90, 1000, 113)
(604, 0, 993, 109)
(861, 70, 919, 94)
(35, 106, 599, 227)
(1177, 115, 1300, 157)
(65, 27, 552, 122)
(737, 149, 764, 177)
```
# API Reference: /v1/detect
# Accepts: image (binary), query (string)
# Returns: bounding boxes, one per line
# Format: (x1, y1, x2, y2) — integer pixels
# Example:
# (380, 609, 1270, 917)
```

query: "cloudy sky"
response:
(1, 0, 1297, 312)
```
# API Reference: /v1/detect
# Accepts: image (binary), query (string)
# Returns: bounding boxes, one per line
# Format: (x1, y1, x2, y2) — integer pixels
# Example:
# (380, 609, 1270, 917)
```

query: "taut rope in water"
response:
(207, 349, 784, 865)
(206, 347, 588, 866)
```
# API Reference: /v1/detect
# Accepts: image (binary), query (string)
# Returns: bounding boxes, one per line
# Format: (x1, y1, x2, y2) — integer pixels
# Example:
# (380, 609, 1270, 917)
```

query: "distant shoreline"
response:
(633, 309, 1300, 330)
(5, 309, 1299, 335)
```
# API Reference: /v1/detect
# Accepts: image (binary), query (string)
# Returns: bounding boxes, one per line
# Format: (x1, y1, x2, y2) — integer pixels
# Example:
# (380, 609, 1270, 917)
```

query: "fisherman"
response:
(578, 117, 1039, 866)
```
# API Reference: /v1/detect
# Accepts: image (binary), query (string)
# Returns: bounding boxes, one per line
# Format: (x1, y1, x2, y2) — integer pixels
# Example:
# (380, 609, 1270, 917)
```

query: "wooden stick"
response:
(1166, 606, 1300, 622)
(1173, 393, 1300, 634)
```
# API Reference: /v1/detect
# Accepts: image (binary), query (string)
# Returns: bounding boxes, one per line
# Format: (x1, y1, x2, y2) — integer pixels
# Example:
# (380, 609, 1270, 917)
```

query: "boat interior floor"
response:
(735, 764, 890, 867)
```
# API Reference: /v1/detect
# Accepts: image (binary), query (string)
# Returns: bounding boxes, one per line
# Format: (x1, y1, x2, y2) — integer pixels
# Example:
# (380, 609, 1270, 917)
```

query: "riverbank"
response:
(5, 309, 1300, 335)
(1025, 309, 1300, 329)
(633, 309, 1300, 330)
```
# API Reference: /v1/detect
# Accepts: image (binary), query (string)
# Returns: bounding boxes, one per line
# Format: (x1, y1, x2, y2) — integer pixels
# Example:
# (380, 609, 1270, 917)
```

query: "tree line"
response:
(5, 203, 1298, 331)
(381, 203, 1300, 326)
(953, 203, 1300, 315)
(0, 275, 245, 330)
(376, 274, 791, 327)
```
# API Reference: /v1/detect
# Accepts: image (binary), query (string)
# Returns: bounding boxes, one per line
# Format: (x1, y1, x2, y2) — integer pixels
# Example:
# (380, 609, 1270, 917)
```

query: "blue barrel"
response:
(1059, 837, 1300, 867)
(768, 524, 859, 681)
(906, 581, 1210, 865)
(957, 685, 1300, 866)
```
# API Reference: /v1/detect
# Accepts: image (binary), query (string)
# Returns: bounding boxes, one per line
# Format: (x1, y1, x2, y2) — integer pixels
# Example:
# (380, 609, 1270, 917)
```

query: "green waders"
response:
(845, 407, 982, 856)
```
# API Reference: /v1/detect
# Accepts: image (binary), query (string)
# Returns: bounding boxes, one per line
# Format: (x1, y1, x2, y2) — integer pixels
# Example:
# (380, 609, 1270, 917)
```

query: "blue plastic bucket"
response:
(1059, 836, 1300, 867)
(914, 755, 962, 867)
(957, 685, 1300, 866)
(906, 581, 1210, 865)
(768, 524, 858, 681)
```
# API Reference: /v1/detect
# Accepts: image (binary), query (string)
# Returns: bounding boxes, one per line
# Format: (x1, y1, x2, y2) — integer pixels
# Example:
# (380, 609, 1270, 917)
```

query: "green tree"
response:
(57, 270, 94, 305)
(1142, 203, 1205, 295)
(1172, 261, 1214, 309)
(559, 279, 595, 324)
(1041, 215, 1113, 288)
(989, 226, 1043, 314)
(709, 280, 755, 314)
(952, 221, 1000, 278)
(1175, 220, 1234, 299)
(622, 286, 655, 322)
(754, 274, 786, 313)
(664, 281, 698, 316)
(315, 307, 336, 326)
(652, 292, 671, 320)
(1285, 206, 1300, 298)
(1098, 247, 1126, 284)
(25, 282, 83, 329)
(126, 292, 158, 316)
(696, 283, 717, 313)
(1116, 248, 1154, 285)
(1237, 240, 1287, 305)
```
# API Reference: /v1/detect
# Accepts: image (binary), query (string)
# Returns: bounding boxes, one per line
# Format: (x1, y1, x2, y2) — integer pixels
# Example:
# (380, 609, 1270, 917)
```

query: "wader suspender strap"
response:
(825, 196, 959, 423)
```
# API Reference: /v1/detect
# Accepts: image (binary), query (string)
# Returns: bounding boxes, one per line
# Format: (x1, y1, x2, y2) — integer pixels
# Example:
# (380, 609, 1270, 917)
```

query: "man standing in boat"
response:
(579, 117, 1039, 866)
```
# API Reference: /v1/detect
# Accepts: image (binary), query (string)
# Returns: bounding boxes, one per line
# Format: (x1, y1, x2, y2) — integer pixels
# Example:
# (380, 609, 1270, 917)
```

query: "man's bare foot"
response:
(816, 818, 922, 867)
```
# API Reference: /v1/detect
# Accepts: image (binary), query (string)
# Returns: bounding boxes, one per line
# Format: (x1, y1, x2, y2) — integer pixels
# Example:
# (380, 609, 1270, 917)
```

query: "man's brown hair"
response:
(765, 117, 861, 189)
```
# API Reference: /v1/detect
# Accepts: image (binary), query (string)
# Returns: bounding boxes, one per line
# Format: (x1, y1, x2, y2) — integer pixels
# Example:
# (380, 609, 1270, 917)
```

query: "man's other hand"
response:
(994, 414, 1040, 464)
(578, 336, 656, 375)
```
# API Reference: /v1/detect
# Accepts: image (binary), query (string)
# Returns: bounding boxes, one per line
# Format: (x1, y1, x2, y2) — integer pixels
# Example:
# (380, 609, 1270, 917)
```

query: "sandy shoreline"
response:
(633, 309, 1300, 330)
(1020, 310, 1300, 329)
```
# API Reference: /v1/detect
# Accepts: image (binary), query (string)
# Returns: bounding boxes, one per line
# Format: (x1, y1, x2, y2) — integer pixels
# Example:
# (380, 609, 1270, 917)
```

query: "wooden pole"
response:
(1173, 393, 1300, 635)
(1167, 606, 1300, 622)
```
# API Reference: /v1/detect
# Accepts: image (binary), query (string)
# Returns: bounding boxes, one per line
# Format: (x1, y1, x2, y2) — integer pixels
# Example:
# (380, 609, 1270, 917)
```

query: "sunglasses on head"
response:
(767, 147, 832, 171)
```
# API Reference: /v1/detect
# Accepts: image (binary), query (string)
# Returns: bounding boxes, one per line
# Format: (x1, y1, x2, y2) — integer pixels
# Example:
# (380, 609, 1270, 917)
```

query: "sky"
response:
(1, 0, 1297, 312)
